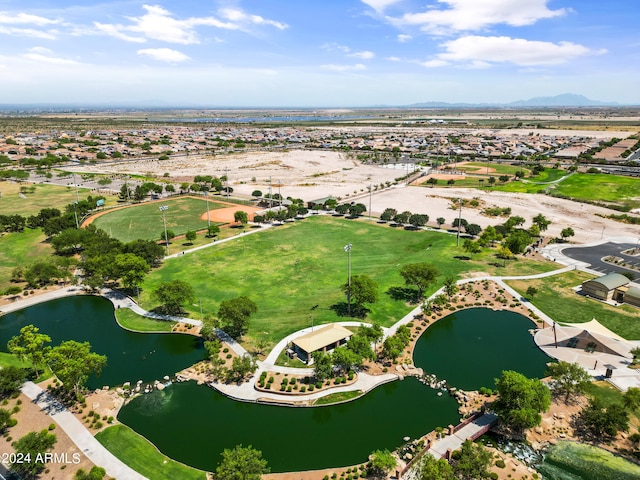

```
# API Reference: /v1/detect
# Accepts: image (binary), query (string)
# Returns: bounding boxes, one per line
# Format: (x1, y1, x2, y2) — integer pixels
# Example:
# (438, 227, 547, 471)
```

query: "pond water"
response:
(413, 308, 550, 390)
(0, 295, 206, 389)
(2, 298, 551, 472)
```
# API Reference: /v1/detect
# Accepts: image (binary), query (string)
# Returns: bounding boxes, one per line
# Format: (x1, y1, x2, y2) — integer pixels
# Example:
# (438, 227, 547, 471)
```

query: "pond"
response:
(0, 295, 206, 389)
(2, 298, 551, 472)
(412, 308, 550, 390)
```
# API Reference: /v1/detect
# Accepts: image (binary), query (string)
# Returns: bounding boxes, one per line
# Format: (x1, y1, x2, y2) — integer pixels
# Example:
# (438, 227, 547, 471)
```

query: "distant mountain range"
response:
(406, 93, 620, 108)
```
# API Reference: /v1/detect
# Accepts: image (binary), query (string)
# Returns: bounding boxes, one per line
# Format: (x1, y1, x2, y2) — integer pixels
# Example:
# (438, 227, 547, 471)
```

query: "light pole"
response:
(205, 190, 210, 228)
(368, 183, 372, 219)
(344, 243, 352, 316)
(73, 173, 80, 203)
(73, 202, 79, 229)
(456, 198, 462, 247)
(159, 205, 169, 255)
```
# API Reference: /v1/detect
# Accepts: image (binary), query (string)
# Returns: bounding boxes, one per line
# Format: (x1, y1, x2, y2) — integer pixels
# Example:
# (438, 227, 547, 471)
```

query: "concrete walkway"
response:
(427, 413, 498, 459)
(20, 382, 147, 480)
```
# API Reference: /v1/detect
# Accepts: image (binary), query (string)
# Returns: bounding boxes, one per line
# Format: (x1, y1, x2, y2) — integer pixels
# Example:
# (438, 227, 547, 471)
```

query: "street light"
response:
(205, 190, 210, 228)
(159, 205, 169, 255)
(456, 198, 462, 247)
(344, 243, 352, 316)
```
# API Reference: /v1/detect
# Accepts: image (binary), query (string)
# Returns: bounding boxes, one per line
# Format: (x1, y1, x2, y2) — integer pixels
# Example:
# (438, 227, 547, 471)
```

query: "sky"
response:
(0, 0, 638, 107)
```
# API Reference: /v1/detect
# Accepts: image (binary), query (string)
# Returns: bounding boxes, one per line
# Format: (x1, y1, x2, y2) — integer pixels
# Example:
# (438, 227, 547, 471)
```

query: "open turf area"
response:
(0, 181, 100, 216)
(0, 229, 51, 291)
(89, 197, 227, 243)
(507, 271, 640, 340)
(139, 215, 556, 344)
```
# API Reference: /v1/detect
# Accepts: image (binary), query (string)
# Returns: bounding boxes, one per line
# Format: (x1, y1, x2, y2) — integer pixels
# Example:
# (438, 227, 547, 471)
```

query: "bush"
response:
(309, 385, 315, 392)
(48, 423, 55, 431)
(268, 376, 274, 384)
(495, 459, 506, 468)
(300, 386, 306, 393)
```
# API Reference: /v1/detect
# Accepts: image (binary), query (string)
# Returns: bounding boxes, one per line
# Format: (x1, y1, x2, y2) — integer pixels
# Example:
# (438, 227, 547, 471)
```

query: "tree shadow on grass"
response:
(386, 286, 421, 304)
(330, 302, 368, 318)
(454, 255, 471, 261)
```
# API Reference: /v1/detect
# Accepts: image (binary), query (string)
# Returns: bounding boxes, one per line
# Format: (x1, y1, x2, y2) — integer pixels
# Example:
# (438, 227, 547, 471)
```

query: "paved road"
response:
(20, 382, 147, 480)
(561, 241, 639, 275)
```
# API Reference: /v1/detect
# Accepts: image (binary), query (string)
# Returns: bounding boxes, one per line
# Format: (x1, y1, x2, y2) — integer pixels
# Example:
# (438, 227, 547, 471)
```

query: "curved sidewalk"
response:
(21, 382, 147, 480)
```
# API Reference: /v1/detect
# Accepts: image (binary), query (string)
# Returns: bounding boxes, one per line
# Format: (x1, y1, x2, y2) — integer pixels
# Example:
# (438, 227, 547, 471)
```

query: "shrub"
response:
(268, 376, 274, 384)
(309, 385, 315, 392)
(223, 348, 229, 353)
(300, 386, 306, 393)
(495, 459, 506, 468)
(290, 377, 296, 385)
(316, 381, 323, 389)
(48, 423, 55, 431)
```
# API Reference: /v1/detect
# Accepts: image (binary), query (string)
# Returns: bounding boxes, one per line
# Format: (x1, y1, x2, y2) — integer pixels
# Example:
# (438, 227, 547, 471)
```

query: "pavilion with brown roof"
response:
(291, 324, 353, 364)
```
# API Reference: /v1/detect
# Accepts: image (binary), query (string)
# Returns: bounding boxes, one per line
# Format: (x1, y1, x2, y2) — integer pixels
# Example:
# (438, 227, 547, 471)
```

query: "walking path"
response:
(20, 382, 147, 480)
(427, 413, 499, 459)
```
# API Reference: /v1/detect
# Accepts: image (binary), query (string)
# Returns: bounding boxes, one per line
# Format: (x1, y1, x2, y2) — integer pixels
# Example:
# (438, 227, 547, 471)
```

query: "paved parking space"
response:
(562, 242, 639, 275)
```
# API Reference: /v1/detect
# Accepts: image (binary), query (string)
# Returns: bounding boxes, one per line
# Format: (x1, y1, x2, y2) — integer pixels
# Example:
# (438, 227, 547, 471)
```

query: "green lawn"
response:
(95, 424, 206, 480)
(313, 390, 363, 405)
(139, 216, 556, 344)
(115, 308, 175, 332)
(460, 162, 530, 175)
(0, 228, 51, 291)
(507, 271, 640, 340)
(0, 351, 31, 369)
(90, 197, 227, 243)
(551, 173, 640, 210)
(0, 181, 112, 216)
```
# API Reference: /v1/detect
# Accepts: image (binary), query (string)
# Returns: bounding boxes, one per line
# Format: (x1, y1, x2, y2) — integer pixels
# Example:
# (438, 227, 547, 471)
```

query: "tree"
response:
(227, 354, 257, 383)
(114, 253, 149, 291)
(418, 454, 455, 480)
(465, 223, 482, 237)
(312, 351, 333, 381)
(546, 361, 591, 403)
(234, 210, 248, 226)
(399, 263, 439, 298)
(0, 366, 27, 399)
(581, 398, 629, 437)
(436, 217, 445, 229)
(185, 230, 197, 243)
(368, 449, 396, 478)
(332, 346, 361, 375)
(207, 224, 220, 237)
(393, 211, 411, 224)
(348, 203, 367, 217)
(251, 190, 262, 197)
(0, 408, 15, 434)
(561, 227, 575, 240)
(74, 466, 107, 480)
(7, 325, 51, 378)
(382, 335, 405, 362)
(532, 213, 551, 232)
(123, 239, 164, 267)
(451, 440, 492, 480)
(380, 208, 397, 222)
(160, 229, 176, 243)
(623, 387, 640, 411)
(452, 217, 468, 229)
(443, 277, 458, 300)
(463, 239, 482, 254)
(503, 215, 526, 232)
(344, 274, 378, 311)
(494, 370, 550, 436)
(335, 204, 350, 215)
(346, 333, 375, 361)
(499, 174, 510, 183)
(409, 213, 429, 228)
(218, 296, 258, 339)
(526, 286, 538, 298)
(215, 444, 269, 480)
(47, 340, 107, 395)
(152, 279, 194, 315)
(504, 230, 532, 254)
(10, 429, 57, 478)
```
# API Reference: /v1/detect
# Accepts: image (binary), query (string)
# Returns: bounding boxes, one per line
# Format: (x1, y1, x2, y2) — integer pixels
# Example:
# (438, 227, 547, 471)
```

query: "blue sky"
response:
(0, 0, 638, 106)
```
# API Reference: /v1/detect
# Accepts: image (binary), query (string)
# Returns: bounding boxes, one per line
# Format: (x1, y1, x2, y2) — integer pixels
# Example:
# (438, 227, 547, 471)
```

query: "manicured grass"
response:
(539, 441, 640, 480)
(0, 228, 52, 291)
(0, 351, 31, 369)
(90, 197, 226, 243)
(140, 216, 556, 344)
(507, 271, 640, 340)
(115, 308, 174, 332)
(461, 162, 529, 175)
(551, 173, 640, 210)
(95, 424, 206, 480)
(0, 181, 110, 216)
(313, 390, 363, 405)
(164, 224, 251, 256)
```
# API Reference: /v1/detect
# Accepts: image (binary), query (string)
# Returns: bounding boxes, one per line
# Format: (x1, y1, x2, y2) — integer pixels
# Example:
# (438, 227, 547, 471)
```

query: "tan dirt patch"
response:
(199, 204, 261, 223)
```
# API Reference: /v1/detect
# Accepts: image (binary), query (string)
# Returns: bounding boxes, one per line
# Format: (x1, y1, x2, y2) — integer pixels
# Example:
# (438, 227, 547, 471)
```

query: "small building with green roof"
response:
(581, 273, 630, 302)
(624, 286, 640, 308)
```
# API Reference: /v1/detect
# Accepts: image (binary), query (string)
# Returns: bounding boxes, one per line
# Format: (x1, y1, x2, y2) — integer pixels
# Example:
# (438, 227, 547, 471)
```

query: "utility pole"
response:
(368, 183, 372, 219)
(344, 243, 352, 316)
(225, 167, 229, 198)
(73, 173, 80, 203)
(159, 205, 169, 255)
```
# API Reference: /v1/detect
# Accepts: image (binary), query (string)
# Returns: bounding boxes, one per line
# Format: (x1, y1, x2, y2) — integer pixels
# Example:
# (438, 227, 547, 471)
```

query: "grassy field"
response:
(115, 308, 175, 332)
(0, 181, 106, 216)
(90, 197, 227, 243)
(139, 215, 557, 344)
(95, 424, 206, 480)
(507, 271, 640, 340)
(538, 441, 640, 480)
(0, 228, 51, 291)
(550, 173, 640, 210)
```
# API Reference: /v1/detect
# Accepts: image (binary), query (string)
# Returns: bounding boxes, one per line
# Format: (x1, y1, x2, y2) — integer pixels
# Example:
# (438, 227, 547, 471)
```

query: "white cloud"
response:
(219, 8, 288, 30)
(0, 26, 57, 39)
(418, 59, 451, 68)
(397, 34, 412, 43)
(432, 36, 604, 66)
(361, 0, 402, 14)
(386, 56, 401, 61)
(393, 0, 568, 35)
(94, 4, 286, 45)
(0, 12, 60, 26)
(321, 63, 367, 72)
(137, 48, 190, 63)
(348, 50, 375, 60)
(22, 47, 79, 65)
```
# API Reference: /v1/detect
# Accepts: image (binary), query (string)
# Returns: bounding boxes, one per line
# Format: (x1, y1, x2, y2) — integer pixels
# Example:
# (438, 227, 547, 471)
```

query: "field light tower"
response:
(456, 198, 462, 247)
(344, 243, 352, 316)
(159, 205, 169, 255)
